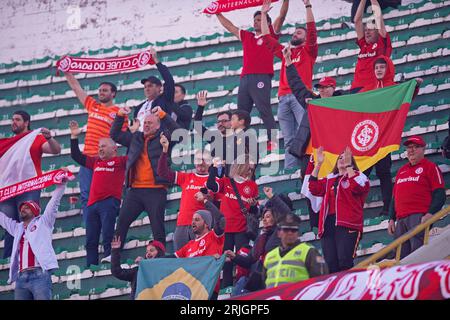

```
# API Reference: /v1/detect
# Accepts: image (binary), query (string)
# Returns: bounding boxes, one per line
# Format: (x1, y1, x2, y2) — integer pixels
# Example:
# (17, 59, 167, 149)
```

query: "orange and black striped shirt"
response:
(83, 96, 127, 156)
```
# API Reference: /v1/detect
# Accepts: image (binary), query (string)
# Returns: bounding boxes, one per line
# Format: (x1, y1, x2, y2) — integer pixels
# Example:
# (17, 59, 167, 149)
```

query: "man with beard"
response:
(261, 0, 317, 169)
(157, 133, 213, 250)
(64, 71, 128, 226)
(173, 191, 226, 300)
(193, 91, 234, 176)
(0, 111, 61, 259)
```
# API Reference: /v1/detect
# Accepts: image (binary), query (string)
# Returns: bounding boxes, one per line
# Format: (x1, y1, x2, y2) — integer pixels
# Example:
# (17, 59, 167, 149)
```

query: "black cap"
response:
(141, 76, 162, 86)
(278, 213, 301, 229)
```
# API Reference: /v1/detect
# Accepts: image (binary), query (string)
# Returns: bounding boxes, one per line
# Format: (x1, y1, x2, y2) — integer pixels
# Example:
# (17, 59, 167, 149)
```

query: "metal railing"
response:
(355, 205, 450, 269)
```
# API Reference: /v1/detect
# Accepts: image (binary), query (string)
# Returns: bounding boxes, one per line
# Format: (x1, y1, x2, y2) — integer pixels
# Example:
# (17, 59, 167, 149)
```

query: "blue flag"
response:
(135, 255, 226, 300)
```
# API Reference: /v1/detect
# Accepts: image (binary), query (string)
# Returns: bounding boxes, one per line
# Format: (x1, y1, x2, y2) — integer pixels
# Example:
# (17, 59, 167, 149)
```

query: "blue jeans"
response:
(277, 94, 305, 169)
(0, 190, 41, 259)
(78, 166, 93, 225)
(231, 276, 250, 297)
(85, 197, 120, 267)
(15, 268, 53, 300)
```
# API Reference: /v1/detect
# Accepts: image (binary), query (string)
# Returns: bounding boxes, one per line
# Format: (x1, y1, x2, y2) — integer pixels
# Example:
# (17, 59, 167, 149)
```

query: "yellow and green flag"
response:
(135, 255, 225, 300)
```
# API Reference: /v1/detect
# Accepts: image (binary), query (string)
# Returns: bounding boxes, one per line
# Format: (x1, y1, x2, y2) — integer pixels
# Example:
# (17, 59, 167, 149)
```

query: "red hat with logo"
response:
(403, 136, 426, 147)
(314, 77, 337, 88)
(148, 240, 166, 254)
(19, 201, 41, 217)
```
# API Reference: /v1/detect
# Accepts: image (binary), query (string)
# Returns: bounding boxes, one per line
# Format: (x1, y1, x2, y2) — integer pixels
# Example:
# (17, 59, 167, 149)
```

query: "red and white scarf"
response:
(203, 0, 279, 14)
(56, 50, 155, 74)
(0, 169, 74, 202)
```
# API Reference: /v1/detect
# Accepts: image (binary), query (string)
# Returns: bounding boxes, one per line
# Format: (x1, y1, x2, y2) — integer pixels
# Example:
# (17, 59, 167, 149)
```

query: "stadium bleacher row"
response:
(0, 0, 449, 300)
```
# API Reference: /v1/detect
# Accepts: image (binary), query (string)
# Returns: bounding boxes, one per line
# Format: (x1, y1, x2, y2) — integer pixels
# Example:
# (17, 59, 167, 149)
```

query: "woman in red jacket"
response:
(309, 147, 370, 273)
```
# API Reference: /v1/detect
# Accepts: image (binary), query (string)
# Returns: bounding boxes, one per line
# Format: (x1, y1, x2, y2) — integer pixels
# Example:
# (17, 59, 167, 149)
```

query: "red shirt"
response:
(19, 227, 39, 272)
(240, 25, 279, 77)
(175, 172, 209, 226)
(175, 230, 225, 258)
(352, 33, 392, 89)
(264, 21, 318, 94)
(85, 155, 127, 206)
(175, 230, 225, 293)
(393, 158, 444, 219)
(30, 135, 47, 175)
(216, 177, 259, 233)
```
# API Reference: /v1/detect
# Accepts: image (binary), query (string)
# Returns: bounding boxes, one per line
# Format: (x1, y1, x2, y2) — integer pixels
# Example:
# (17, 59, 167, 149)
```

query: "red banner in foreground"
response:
(203, 0, 278, 14)
(233, 260, 450, 300)
(56, 50, 155, 74)
(0, 169, 75, 202)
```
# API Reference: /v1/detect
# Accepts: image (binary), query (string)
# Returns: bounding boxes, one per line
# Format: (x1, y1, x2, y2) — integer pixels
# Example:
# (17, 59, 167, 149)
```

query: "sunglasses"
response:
(280, 227, 299, 233)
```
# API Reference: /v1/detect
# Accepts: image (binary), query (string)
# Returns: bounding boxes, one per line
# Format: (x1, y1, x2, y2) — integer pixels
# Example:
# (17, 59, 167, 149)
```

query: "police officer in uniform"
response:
(264, 213, 328, 288)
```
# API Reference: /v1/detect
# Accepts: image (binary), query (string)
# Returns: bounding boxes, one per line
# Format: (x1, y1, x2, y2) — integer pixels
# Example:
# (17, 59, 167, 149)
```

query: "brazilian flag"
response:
(135, 255, 226, 300)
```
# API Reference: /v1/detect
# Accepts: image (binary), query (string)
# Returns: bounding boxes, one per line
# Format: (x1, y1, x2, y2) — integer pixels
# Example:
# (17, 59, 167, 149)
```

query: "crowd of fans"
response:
(0, 0, 448, 300)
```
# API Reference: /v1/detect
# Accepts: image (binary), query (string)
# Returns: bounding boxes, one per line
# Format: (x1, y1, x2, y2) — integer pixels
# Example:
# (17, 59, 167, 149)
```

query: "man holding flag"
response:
(359, 56, 422, 216)
(0, 111, 61, 259)
(134, 190, 226, 300)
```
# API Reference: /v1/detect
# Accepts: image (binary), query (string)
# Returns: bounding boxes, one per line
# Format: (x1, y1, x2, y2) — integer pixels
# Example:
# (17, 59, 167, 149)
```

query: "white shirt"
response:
(136, 100, 154, 131)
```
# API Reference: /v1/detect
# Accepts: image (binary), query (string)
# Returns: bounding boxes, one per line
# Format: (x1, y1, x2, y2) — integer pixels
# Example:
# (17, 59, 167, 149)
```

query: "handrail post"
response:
(424, 226, 430, 246)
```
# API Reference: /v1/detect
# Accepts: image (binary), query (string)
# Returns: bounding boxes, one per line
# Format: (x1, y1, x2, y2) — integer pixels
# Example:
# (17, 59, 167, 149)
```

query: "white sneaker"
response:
(101, 255, 111, 263)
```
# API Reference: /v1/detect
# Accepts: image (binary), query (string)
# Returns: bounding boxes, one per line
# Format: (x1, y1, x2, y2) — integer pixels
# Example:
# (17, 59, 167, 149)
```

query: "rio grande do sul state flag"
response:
(308, 80, 417, 178)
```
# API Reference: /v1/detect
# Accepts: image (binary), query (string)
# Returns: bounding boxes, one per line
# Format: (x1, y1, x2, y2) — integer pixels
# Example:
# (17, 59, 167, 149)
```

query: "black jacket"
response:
(110, 114, 180, 188)
(232, 195, 291, 269)
(111, 249, 138, 300)
(286, 64, 360, 158)
(171, 100, 193, 130)
(134, 63, 175, 117)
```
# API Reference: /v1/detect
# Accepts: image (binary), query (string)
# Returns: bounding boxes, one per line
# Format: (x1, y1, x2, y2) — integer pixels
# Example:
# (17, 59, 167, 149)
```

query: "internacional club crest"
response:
(58, 56, 72, 72)
(137, 51, 152, 67)
(204, 1, 219, 14)
(415, 167, 423, 175)
(351, 120, 379, 152)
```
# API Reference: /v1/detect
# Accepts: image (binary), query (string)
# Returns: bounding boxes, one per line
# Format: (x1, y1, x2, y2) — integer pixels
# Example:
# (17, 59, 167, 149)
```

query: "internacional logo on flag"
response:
(135, 255, 226, 300)
(308, 80, 418, 178)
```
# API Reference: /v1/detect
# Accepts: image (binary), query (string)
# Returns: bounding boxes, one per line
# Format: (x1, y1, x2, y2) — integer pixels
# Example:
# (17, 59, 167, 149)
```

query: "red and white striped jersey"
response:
(19, 227, 40, 272)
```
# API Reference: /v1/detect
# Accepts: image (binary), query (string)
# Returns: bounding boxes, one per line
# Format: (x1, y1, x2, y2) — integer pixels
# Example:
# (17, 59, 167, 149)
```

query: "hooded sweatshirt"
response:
(360, 55, 396, 92)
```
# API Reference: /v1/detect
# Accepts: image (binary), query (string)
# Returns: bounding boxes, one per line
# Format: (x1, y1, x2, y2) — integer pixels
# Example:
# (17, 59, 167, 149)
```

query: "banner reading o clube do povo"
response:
(56, 50, 155, 74)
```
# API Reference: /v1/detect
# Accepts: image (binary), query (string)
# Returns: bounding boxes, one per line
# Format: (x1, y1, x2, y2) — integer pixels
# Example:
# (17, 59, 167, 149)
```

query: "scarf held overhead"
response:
(56, 50, 155, 74)
(203, 0, 279, 14)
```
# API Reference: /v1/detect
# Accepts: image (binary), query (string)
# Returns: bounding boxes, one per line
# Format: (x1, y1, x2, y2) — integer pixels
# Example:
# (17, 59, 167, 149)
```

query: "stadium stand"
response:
(0, 0, 449, 300)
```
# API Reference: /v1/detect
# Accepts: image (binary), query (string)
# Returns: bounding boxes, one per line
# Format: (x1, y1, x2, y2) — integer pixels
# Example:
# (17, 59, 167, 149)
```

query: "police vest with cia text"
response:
(264, 243, 312, 288)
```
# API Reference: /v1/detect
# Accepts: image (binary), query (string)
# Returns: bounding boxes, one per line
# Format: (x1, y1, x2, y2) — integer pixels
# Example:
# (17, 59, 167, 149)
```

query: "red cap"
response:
(403, 136, 426, 147)
(314, 77, 336, 88)
(148, 240, 166, 254)
(19, 201, 41, 217)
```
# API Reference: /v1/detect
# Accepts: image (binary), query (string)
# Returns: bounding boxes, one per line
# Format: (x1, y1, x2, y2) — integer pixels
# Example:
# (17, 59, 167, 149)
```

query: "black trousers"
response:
(238, 74, 276, 141)
(115, 188, 167, 246)
(363, 154, 393, 213)
(222, 232, 249, 287)
(320, 215, 361, 274)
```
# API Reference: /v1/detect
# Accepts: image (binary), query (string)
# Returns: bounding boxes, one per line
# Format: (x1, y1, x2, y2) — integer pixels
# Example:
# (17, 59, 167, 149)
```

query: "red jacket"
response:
(309, 172, 370, 238)
(360, 55, 396, 92)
